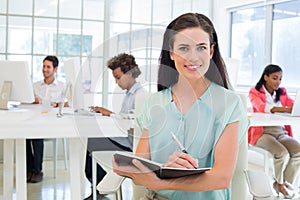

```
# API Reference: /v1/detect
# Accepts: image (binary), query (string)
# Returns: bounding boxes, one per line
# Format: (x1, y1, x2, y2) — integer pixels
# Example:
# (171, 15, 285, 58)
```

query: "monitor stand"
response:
(0, 81, 12, 110)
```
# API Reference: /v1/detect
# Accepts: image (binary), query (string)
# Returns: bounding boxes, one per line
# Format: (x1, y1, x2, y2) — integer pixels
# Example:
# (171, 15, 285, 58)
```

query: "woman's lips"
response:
(185, 65, 200, 71)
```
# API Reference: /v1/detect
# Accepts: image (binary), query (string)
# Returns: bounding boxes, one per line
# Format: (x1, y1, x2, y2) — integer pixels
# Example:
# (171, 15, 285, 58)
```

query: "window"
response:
(230, 0, 300, 90)
(230, 6, 266, 86)
(0, 0, 210, 108)
(272, 1, 300, 88)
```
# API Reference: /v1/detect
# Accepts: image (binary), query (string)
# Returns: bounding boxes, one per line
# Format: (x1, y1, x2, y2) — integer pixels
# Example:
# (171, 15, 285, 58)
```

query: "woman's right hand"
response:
(164, 151, 198, 169)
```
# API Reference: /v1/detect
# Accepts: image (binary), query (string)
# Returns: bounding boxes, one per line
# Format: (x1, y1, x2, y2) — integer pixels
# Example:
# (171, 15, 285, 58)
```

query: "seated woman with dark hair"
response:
(248, 64, 300, 199)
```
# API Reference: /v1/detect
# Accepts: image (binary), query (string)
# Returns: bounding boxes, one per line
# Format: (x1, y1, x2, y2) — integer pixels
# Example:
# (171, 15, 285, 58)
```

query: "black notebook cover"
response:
(114, 151, 211, 179)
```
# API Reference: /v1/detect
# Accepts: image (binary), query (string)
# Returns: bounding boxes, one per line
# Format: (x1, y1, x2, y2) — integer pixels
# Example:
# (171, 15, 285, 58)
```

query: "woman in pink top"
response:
(248, 64, 300, 198)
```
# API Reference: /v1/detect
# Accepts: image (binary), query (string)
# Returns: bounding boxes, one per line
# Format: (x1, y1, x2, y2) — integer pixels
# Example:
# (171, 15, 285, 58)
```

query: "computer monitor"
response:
(63, 58, 84, 109)
(0, 60, 34, 109)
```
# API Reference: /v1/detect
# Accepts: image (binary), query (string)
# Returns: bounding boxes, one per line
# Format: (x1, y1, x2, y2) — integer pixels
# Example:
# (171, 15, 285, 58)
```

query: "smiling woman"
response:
(170, 27, 214, 81)
(112, 13, 249, 200)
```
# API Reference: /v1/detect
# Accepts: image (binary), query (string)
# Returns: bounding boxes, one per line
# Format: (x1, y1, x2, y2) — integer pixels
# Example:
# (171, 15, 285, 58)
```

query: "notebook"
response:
(114, 151, 211, 179)
(275, 89, 300, 117)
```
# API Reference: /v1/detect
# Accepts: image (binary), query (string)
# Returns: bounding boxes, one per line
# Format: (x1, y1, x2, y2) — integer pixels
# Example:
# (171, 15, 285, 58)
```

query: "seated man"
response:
(84, 53, 146, 200)
(28, 55, 68, 183)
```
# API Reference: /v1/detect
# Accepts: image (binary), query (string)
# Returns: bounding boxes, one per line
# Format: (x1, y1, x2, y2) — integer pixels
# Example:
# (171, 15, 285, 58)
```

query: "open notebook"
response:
(114, 151, 211, 179)
(275, 89, 300, 117)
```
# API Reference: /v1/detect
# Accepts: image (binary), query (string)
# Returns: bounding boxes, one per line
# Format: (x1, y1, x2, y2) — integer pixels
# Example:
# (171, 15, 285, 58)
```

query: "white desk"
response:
(0, 104, 129, 200)
(248, 112, 300, 140)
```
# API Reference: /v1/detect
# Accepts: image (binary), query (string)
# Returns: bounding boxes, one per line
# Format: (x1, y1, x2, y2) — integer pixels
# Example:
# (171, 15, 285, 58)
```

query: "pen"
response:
(171, 132, 198, 169)
(170, 131, 188, 154)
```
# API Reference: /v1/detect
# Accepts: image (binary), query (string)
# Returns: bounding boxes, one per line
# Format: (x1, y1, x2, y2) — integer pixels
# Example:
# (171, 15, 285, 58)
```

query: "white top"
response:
(263, 86, 282, 113)
(120, 82, 146, 114)
(33, 79, 66, 103)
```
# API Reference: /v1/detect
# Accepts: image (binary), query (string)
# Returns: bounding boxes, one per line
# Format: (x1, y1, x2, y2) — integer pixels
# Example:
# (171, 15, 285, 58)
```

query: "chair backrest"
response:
(231, 136, 248, 200)
(231, 93, 249, 200)
(133, 92, 248, 199)
(133, 92, 151, 199)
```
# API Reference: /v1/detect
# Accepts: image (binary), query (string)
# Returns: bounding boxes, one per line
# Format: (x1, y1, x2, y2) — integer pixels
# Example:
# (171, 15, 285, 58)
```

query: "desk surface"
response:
(248, 112, 300, 127)
(0, 104, 129, 139)
(0, 104, 132, 200)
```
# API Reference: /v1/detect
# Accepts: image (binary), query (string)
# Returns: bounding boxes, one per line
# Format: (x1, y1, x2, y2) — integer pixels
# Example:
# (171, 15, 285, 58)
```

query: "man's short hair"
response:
(107, 53, 141, 78)
(43, 55, 59, 68)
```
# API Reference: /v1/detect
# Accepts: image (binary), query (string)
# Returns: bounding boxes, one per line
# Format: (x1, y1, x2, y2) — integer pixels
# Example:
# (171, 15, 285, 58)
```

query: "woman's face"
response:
(170, 27, 214, 80)
(264, 71, 282, 92)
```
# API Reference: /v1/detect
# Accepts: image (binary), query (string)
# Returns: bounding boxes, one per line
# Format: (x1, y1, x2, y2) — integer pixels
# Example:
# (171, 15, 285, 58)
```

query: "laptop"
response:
(275, 89, 300, 117)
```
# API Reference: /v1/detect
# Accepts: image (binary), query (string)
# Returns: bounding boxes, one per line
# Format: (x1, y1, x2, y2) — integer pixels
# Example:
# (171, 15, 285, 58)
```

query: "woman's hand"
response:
(164, 151, 198, 169)
(89, 106, 113, 116)
(271, 106, 293, 113)
(112, 157, 162, 190)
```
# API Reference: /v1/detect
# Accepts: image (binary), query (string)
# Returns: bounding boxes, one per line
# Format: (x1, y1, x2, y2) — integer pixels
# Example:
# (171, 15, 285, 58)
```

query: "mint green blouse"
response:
(137, 83, 248, 200)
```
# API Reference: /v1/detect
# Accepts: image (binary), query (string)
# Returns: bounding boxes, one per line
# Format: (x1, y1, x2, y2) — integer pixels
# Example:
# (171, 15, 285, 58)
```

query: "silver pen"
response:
(170, 131, 188, 154)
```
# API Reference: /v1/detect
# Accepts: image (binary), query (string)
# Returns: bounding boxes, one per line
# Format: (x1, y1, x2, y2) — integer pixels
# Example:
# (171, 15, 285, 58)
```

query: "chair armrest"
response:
(97, 170, 125, 194)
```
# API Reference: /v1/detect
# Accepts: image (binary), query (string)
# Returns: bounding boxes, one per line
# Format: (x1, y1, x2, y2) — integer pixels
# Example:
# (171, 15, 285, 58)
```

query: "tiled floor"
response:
(0, 159, 298, 200)
(0, 160, 133, 200)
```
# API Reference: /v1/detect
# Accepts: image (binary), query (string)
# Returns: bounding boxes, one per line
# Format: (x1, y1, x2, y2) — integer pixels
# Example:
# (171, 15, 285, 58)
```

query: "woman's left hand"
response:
(112, 157, 162, 190)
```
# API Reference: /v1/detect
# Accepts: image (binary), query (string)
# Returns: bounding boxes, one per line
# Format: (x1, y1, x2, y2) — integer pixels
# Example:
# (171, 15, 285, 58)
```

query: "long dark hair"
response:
(157, 13, 230, 91)
(255, 64, 283, 102)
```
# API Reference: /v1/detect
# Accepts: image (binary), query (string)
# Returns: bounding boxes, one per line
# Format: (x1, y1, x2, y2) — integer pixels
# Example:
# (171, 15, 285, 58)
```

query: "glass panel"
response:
(192, 0, 209, 15)
(7, 16, 32, 54)
(110, 22, 130, 37)
(272, 0, 300, 88)
(0, 0, 6, 13)
(151, 27, 165, 54)
(35, 0, 58, 17)
(153, 0, 172, 25)
(109, 0, 131, 22)
(59, 0, 81, 19)
(82, 57, 103, 93)
(83, 0, 104, 20)
(173, 0, 191, 18)
(57, 20, 81, 56)
(231, 6, 266, 86)
(132, 0, 151, 24)
(33, 18, 57, 54)
(32, 55, 47, 82)
(82, 21, 104, 56)
(8, 0, 32, 15)
(131, 25, 151, 54)
(0, 16, 6, 53)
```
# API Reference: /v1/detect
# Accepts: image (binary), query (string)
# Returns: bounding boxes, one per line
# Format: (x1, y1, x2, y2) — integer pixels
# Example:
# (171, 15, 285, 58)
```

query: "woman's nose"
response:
(187, 49, 199, 62)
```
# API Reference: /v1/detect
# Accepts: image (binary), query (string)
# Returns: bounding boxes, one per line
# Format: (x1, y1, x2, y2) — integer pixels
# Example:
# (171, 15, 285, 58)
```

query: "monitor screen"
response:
(0, 60, 34, 103)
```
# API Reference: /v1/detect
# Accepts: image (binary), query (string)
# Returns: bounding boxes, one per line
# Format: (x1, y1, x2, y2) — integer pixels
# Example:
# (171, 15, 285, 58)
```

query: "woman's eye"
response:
(197, 46, 206, 51)
(178, 46, 188, 51)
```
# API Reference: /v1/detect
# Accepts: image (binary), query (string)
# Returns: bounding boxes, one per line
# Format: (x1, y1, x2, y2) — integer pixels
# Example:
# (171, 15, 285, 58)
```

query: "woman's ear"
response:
(170, 51, 174, 60)
(210, 44, 215, 59)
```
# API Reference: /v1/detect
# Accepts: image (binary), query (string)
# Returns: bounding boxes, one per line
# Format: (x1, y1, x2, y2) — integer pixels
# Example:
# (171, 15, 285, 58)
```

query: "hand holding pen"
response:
(169, 131, 198, 169)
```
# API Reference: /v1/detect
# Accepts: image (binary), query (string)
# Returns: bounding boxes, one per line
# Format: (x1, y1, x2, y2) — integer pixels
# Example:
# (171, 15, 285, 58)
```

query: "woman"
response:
(113, 13, 248, 199)
(248, 64, 300, 198)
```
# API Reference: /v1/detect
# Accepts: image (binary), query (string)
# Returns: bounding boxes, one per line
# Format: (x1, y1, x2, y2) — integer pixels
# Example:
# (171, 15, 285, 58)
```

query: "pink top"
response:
(248, 86, 294, 145)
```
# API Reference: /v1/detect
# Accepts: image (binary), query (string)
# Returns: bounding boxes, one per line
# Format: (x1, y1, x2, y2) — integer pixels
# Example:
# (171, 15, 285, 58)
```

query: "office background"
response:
(1, 0, 299, 104)
(0, 0, 300, 158)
